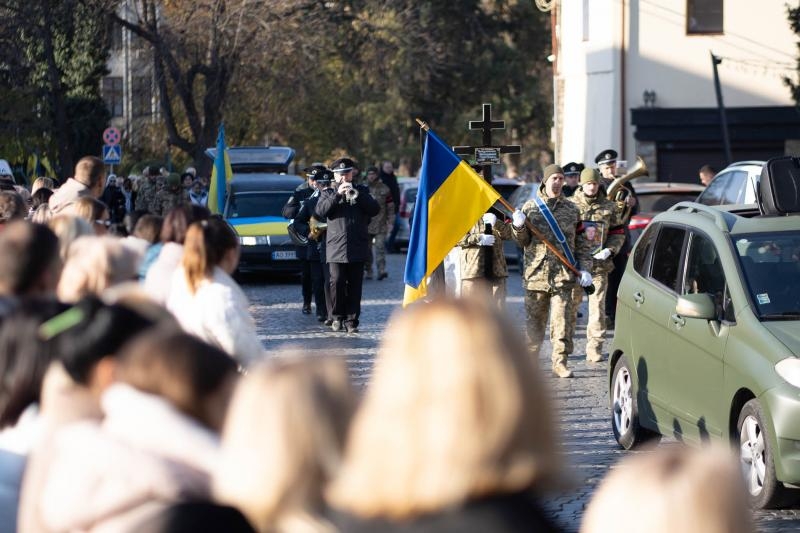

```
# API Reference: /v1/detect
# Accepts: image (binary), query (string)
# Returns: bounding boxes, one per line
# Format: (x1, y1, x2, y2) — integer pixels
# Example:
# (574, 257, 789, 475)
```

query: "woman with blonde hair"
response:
(70, 196, 111, 235)
(580, 446, 753, 533)
(47, 215, 94, 262)
(328, 298, 563, 532)
(166, 217, 264, 363)
(57, 235, 140, 302)
(214, 353, 355, 533)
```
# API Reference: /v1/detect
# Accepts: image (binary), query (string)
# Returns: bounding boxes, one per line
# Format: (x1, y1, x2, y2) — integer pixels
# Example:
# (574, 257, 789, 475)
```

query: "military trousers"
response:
(461, 278, 506, 310)
(365, 232, 387, 276)
(525, 287, 576, 368)
(571, 272, 609, 358)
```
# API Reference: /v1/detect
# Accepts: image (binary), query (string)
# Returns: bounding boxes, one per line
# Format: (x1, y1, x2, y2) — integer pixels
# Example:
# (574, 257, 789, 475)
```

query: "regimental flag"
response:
(208, 124, 234, 214)
(403, 129, 501, 307)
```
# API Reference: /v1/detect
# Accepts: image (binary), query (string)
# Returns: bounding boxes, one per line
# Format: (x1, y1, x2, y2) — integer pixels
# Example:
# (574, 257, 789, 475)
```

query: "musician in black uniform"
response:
(315, 158, 379, 334)
(282, 166, 318, 314)
(595, 149, 638, 329)
(561, 162, 584, 197)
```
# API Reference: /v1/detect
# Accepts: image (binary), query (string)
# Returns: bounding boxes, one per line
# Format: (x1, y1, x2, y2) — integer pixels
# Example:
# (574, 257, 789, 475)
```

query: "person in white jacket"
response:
(166, 217, 265, 364)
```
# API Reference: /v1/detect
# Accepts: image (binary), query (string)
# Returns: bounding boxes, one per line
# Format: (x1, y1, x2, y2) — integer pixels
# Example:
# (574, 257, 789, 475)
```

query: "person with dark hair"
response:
(167, 217, 264, 363)
(101, 174, 127, 225)
(0, 220, 61, 320)
(126, 214, 164, 271)
(0, 298, 68, 532)
(48, 156, 106, 215)
(698, 164, 715, 187)
(28, 188, 53, 218)
(143, 204, 211, 302)
(17, 297, 159, 532)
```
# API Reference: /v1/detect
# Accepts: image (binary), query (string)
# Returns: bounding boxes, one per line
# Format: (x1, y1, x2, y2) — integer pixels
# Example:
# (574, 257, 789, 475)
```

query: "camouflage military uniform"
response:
(569, 188, 626, 361)
(153, 187, 189, 216)
(457, 218, 513, 309)
(365, 179, 395, 279)
(135, 178, 158, 213)
(513, 187, 593, 373)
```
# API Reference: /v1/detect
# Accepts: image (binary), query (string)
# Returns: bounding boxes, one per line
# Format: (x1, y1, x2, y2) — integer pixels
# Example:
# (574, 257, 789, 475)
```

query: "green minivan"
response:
(609, 200, 800, 508)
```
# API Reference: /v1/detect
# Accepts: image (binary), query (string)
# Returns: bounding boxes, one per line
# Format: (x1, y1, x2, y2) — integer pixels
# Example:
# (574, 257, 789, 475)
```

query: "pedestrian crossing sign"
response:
(102, 144, 122, 164)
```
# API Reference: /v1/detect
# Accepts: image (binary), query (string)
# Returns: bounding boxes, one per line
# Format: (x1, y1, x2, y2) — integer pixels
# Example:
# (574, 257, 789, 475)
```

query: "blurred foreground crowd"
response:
(0, 156, 757, 532)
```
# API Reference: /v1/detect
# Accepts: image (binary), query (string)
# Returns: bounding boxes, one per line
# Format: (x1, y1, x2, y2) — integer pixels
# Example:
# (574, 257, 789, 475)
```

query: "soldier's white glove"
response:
(578, 270, 593, 287)
(477, 234, 496, 246)
(512, 209, 526, 229)
(482, 213, 497, 226)
(593, 248, 612, 261)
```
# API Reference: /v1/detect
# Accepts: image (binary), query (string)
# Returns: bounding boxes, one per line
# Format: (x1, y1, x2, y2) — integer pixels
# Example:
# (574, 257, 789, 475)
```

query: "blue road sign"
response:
(102, 144, 122, 164)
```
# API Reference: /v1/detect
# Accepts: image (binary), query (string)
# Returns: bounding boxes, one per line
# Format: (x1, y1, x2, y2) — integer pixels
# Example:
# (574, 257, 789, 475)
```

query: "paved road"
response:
(242, 252, 800, 532)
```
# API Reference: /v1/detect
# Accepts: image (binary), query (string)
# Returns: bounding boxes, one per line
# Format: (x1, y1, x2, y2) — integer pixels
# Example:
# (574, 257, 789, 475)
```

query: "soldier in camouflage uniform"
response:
(569, 168, 627, 362)
(135, 166, 159, 213)
(365, 167, 395, 280)
(457, 210, 513, 309)
(511, 164, 594, 378)
(153, 173, 189, 216)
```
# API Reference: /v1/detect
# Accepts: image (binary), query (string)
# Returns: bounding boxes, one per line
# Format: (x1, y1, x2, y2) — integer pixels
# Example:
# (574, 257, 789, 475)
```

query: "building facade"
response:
(553, 0, 800, 182)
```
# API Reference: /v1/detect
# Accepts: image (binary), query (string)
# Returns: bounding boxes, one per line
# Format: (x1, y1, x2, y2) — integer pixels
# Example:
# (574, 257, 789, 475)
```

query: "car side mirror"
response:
(676, 293, 716, 320)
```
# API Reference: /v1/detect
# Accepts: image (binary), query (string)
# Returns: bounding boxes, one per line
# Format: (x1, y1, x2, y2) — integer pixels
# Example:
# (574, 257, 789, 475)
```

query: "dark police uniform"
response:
(282, 171, 319, 314)
(315, 158, 379, 333)
(561, 162, 584, 198)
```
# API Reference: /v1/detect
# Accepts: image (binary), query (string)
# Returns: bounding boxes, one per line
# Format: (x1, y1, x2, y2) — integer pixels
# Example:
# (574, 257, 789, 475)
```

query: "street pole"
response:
(711, 51, 733, 166)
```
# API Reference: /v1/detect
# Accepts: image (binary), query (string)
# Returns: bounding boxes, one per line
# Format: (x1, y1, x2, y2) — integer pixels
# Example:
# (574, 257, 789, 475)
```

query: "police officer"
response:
(569, 168, 626, 362)
(511, 164, 594, 378)
(457, 210, 513, 309)
(562, 162, 584, 197)
(595, 149, 638, 329)
(283, 165, 319, 314)
(315, 157, 379, 334)
(294, 166, 334, 323)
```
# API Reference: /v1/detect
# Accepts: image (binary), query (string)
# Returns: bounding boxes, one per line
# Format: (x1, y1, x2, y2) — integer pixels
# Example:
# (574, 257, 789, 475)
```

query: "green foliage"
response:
(787, 4, 800, 107)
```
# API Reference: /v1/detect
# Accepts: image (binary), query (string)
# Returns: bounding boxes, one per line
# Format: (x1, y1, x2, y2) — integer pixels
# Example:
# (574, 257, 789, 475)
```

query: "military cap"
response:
(595, 149, 618, 166)
(310, 167, 334, 183)
(331, 158, 356, 173)
(580, 168, 600, 185)
(303, 164, 327, 177)
(543, 164, 565, 182)
(562, 162, 584, 176)
(166, 173, 181, 187)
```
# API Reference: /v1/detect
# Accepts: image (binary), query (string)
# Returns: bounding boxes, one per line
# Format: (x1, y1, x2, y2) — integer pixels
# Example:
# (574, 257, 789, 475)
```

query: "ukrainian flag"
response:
(403, 129, 501, 307)
(208, 124, 234, 214)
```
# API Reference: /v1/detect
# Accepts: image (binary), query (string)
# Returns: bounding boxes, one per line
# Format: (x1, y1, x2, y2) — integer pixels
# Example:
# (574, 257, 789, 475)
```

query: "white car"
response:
(696, 161, 764, 206)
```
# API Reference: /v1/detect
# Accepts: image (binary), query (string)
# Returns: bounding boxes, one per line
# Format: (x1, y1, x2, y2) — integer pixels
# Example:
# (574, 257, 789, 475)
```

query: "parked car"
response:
(224, 174, 305, 275)
(394, 177, 418, 250)
(696, 160, 764, 206)
(627, 182, 706, 242)
(204, 145, 296, 175)
(609, 198, 800, 508)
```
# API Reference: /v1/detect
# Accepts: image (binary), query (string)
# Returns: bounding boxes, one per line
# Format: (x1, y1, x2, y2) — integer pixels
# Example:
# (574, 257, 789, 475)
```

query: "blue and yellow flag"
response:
(403, 129, 501, 307)
(208, 124, 234, 214)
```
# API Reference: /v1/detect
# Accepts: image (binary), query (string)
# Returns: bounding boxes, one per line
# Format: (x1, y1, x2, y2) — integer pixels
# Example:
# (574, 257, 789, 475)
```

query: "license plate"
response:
(272, 250, 296, 260)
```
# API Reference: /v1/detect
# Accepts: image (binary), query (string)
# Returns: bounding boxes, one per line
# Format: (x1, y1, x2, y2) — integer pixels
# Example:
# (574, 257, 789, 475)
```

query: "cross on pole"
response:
(453, 103, 521, 183)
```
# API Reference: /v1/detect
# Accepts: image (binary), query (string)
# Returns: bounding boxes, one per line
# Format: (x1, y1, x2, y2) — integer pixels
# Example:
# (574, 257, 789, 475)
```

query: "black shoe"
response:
(577, 311, 583, 318)
(331, 319, 342, 332)
(377, 272, 388, 280)
(323, 318, 333, 326)
(302, 305, 311, 314)
(346, 323, 359, 334)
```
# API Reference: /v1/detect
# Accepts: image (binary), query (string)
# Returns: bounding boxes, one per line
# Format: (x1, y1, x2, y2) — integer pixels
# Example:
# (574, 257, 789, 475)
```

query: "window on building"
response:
(110, 21, 123, 51)
(687, 0, 723, 34)
(132, 76, 153, 118)
(102, 77, 124, 118)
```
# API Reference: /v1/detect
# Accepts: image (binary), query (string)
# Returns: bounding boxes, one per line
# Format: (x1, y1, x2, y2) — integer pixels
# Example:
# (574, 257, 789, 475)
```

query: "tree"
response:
(787, 3, 800, 106)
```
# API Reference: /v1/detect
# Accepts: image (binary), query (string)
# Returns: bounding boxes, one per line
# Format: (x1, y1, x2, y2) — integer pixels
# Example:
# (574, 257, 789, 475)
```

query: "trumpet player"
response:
(569, 168, 626, 362)
(595, 149, 639, 330)
(315, 157, 380, 334)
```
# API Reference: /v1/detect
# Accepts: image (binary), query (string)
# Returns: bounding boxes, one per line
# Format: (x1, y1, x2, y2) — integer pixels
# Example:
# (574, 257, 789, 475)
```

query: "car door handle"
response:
(670, 314, 686, 328)
(633, 291, 645, 305)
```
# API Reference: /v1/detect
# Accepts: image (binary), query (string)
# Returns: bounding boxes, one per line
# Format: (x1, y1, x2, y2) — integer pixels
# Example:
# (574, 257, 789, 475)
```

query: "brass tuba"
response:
(606, 156, 649, 222)
(309, 217, 328, 241)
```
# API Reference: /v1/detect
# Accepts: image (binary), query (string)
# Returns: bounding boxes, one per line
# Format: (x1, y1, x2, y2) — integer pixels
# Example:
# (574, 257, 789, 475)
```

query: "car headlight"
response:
(775, 358, 800, 388)
(239, 236, 269, 246)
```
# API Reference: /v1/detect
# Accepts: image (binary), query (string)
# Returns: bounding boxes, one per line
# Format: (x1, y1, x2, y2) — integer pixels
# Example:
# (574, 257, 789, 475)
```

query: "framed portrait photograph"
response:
(582, 220, 606, 255)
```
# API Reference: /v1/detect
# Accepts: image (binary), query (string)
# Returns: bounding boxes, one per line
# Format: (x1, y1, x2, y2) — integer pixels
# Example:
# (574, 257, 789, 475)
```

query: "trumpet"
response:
(606, 156, 649, 222)
(340, 183, 359, 205)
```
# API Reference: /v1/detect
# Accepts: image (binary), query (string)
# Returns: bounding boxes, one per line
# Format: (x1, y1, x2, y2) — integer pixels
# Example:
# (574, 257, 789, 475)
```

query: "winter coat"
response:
(281, 183, 314, 220)
(314, 185, 379, 263)
(166, 266, 264, 364)
(48, 178, 94, 216)
(513, 187, 593, 292)
(569, 189, 626, 274)
(143, 242, 184, 304)
(294, 191, 325, 262)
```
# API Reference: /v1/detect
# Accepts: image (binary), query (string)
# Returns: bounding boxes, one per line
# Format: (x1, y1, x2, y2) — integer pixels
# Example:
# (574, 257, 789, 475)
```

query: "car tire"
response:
(737, 399, 788, 509)
(611, 356, 660, 450)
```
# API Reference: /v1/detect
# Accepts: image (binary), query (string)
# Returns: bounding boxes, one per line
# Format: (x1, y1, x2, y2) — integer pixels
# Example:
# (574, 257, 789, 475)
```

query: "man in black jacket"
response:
(315, 157, 380, 334)
(282, 167, 318, 314)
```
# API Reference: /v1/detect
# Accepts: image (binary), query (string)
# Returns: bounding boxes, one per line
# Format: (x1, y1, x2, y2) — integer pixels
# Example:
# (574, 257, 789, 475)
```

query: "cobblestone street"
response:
(242, 252, 800, 532)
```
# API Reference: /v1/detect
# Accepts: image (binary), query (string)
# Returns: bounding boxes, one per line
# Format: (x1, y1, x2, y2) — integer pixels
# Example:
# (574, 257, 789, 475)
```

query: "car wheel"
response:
(737, 399, 787, 509)
(611, 356, 660, 449)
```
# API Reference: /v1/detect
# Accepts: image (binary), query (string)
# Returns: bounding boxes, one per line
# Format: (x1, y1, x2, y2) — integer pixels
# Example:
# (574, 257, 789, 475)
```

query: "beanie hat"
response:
(580, 168, 600, 185)
(543, 164, 564, 182)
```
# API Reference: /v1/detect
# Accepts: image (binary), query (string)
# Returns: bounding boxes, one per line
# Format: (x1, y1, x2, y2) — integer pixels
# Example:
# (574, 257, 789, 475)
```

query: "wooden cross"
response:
(453, 103, 522, 183)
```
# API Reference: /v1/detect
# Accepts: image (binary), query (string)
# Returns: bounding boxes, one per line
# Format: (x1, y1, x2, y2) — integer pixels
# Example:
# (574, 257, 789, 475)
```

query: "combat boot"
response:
(552, 363, 573, 378)
(587, 351, 603, 363)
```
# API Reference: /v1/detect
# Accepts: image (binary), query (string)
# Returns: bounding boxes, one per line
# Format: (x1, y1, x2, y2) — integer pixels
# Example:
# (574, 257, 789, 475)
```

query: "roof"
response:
(205, 146, 295, 172)
(634, 182, 706, 194)
(229, 174, 304, 193)
(664, 202, 800, 235)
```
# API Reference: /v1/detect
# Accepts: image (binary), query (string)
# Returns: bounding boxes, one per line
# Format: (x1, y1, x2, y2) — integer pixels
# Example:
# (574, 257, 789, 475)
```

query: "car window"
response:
(649, 226, 686, 292)
(683, 232, 728, 318)
(734, 231, 800, 319)
(226, 192, 290, 219)
(697, 172, 731, 206)
(633, 223, 658, 275)
(722, 171, 746, 204)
